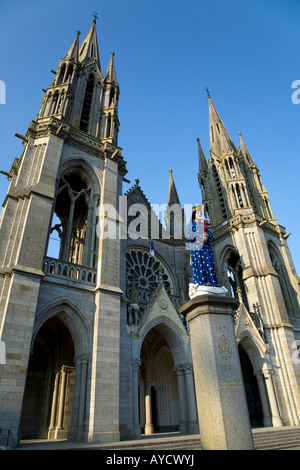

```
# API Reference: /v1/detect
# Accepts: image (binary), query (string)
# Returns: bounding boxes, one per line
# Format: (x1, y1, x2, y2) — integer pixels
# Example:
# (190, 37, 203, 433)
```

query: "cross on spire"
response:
(93, 11, 98, 23)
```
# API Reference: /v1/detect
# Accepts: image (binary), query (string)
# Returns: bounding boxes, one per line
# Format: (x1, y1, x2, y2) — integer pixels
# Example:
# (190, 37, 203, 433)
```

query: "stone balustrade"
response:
(43, 256, 97, 285)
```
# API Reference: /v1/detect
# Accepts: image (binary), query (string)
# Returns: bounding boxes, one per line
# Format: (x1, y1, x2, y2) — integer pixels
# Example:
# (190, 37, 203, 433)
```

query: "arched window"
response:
(50, 91, 59, 115)
(57, 90, 65, 114)
(65, 64, 74, 82)
(109, 87, 115, 106)
(79, 73, 95, 132)
(212, 164, 227, 220)
(225, 250, 249, 310)
(268, 244, 299, 317)
(47, 172, 91, 265)
(57, 64, 66, 85)
(106, 113, 112, 138)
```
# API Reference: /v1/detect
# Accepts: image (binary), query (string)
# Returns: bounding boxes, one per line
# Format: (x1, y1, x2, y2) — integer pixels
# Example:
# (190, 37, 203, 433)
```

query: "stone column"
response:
(144, 373, 154, 435)
(184, 364, 199, 434)
(263, 367, 282, 427)
(78, 355, 88, 429)
(255, 370, 272, 427)
(175, 366, 187, 433)
(48, 369, 60, 439)
(55, 366, 68, 438)
(179, 294, 254, 450)
(132, 359, 141, 438)
(42, 370, 53, 438)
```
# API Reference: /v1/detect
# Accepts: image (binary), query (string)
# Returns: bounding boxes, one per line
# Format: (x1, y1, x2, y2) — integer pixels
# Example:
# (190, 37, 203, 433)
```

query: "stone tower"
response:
(197, 92, 300, 426)
(0, 20, 127, 444)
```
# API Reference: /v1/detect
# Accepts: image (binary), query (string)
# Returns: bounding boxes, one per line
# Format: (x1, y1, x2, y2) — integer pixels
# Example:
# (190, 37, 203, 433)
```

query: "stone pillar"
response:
(179, 295, 254, 450)
(132, 359, 141, 438)
(144, 374, 154, 435)
(68, 354, 88, 443)
(78, 355, 88, 429)
(41, 370, 53, 438)
(184, 364, 199, 434)
(55, 366, 68, 438)
(255, 370, 272, 427)
(263, 367, 282, 427)
(48, 369, 60, 439)
(175, 366, 187, 433)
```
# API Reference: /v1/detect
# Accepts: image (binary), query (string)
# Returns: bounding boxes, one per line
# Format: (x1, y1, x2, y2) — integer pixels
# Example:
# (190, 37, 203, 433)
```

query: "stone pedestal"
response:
(178, 294, 254, 450)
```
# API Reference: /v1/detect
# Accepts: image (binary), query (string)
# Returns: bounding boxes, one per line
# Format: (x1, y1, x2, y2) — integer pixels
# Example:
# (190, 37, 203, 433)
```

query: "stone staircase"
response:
(17, 426, 300, 451)
(83, 427, 300, 451)
(101, 435, 202, 451)
(252, 426, 300, 450)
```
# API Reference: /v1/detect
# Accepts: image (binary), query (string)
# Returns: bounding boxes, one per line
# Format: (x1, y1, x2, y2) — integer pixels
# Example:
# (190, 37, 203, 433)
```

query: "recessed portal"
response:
(20, 316, 75, 439)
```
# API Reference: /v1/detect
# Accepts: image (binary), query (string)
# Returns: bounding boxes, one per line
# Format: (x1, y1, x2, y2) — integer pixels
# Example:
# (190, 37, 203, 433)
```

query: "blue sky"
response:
(0, 0, 299, 274)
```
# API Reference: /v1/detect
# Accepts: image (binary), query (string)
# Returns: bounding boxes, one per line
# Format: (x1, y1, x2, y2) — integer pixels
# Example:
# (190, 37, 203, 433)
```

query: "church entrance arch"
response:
(138, 320, 198, 435)
(20, 300, 91, 441)
(20, 316, 75, 440)
(238, 343, 264, 427)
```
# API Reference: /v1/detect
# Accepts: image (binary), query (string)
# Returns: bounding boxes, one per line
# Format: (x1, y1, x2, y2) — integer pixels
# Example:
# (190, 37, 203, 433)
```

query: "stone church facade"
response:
(0, 21, 300, 445)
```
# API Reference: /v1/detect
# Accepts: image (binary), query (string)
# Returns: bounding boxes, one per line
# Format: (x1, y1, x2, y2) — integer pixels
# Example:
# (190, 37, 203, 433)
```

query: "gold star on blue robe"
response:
(186, 221, 219, 287)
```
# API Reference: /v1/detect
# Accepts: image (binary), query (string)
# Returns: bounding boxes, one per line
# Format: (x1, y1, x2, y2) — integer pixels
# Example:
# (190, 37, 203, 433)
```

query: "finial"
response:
(135, 178, 140, 186)
(205, 87, 211, 98)
(169, 169, 172, 174)
(76, 30, 81, 36)
(93, 11, 98, 23)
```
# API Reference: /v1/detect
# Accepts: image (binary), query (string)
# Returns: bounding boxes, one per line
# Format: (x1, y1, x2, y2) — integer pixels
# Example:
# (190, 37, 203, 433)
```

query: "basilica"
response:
(0, 20, 300, 445)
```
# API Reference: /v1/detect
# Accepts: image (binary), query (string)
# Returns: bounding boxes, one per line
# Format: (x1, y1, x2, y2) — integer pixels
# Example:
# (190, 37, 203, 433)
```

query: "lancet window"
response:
(79, 73, 95, 132)
(212, 164, 227, 220)
(47, 172, 91, 265)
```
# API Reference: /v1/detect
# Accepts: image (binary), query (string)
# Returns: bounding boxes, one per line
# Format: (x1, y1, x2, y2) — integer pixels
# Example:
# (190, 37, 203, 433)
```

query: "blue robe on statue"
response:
(186, 221, 219, 287)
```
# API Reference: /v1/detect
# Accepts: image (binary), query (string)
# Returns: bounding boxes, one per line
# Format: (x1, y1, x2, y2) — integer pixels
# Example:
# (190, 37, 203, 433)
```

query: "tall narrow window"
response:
(51, 91, 59, 115)
(109, 87, 115, 106)
(57, 64, 66, 85)
(47, 173, 90, 265)
(80, 73, 95, 132)
(212, 164, 227, 220)
(65, 64, 74, 82)
(106, 114, 112, 138)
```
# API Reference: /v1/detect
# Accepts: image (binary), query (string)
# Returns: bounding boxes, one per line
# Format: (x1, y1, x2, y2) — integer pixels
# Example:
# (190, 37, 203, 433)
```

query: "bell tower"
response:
(197, 92, 300, 426)
(0, 20, 127, 444)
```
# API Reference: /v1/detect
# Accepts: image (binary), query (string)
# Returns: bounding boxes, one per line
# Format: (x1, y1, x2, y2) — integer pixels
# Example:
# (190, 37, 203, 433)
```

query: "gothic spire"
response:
(238, 131, 255, 166)
(65, 30, 80, 62)
(105, 52, 117, 84)
(167, 169, 181, 206)
(79, 20, 101, 69)
(197, 137, 208, 174)
(208, 92, 236, 156)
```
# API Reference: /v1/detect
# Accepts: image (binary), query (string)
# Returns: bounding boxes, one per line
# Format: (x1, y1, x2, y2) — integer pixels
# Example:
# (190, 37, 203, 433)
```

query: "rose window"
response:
(126, 249, 173, 298)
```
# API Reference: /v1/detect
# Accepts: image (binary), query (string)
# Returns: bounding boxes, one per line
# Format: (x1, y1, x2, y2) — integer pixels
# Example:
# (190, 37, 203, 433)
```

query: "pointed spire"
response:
(167, 169, 181, 206)
(105, 52, 117, 83)
(79, 20, 101, 69)
(207, 92, 236, 156)
(197, 137, 208, 174)
(65, 30, 80, 62)
(238, 132, 254, 165)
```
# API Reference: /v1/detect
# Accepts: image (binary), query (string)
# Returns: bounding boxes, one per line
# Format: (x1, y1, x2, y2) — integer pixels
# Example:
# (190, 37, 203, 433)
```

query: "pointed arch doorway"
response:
(138, 322, 198, 435)
(20, 316, 75, 439)
(238, 343, 264, 427)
